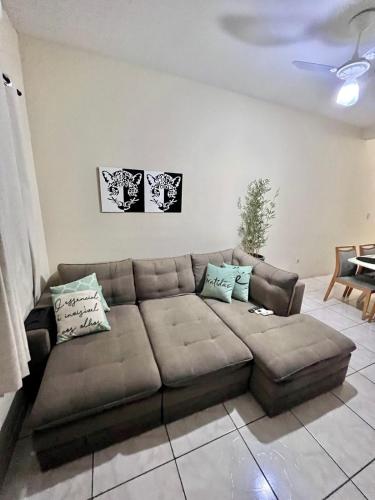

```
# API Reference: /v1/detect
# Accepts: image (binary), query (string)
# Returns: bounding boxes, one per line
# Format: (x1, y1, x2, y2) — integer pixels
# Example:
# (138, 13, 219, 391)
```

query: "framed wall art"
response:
(99, 167, 183, 213)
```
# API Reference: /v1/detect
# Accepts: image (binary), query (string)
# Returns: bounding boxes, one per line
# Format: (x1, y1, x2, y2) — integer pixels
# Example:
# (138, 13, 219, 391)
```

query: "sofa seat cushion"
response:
(140, 295, 252, 388)
(204, 298, 355, 382)
(30, 305, 161, 430)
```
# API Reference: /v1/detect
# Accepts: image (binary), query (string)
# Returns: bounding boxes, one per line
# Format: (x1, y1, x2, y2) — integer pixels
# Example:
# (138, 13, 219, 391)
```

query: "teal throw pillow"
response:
(52, 289, 111, 344)
(223, 264, 252, 302)
(201, 263, 236, 303)
(50, 272, 110, 312)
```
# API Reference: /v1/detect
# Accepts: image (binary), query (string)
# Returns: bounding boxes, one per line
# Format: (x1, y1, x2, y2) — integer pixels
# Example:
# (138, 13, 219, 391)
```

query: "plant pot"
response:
(251, 253, 265, 261)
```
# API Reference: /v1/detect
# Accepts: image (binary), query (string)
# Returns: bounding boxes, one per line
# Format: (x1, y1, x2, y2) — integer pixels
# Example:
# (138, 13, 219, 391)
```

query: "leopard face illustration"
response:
(146, 173, 181, 212)
(101, 169, 142, 212)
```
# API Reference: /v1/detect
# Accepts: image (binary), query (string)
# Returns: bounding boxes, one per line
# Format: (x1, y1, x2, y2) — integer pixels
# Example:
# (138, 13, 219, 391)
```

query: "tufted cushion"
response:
(30, 305, 161, 430)
(204, 298, 355, 382)
(133, 255, 195, 301)
(232, 247, 298, 316)
(58, 259, 136, 306)
(140, 295, 252, 387)
(191, 249, 234, 292)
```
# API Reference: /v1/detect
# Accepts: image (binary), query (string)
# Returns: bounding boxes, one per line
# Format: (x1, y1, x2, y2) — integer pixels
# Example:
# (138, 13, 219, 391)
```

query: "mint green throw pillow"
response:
(201, 263, 236, 303)
(223, 264, 252, 302)
(50, 273, 110, 312)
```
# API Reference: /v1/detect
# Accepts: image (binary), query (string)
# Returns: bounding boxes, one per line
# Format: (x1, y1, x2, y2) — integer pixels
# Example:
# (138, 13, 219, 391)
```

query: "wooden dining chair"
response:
(324, 245, 375, 319)
(358, 244, 375, 276)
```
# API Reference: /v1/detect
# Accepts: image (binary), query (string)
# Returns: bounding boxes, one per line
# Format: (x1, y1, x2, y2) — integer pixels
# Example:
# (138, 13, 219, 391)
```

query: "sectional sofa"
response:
(26, 248, 355, 469)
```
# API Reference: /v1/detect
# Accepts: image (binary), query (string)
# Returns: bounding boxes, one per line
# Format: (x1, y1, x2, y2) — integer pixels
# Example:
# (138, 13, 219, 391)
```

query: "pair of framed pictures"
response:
(99, 167, 183, 213)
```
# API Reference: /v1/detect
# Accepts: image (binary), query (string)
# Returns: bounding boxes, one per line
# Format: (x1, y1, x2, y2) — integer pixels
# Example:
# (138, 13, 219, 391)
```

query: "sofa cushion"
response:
(139, 295, 252, 387)
(204, 298, 355, 382)
(232, 247, 298, 316)
(52, 289, 111, 344)
(58, 259, 136, 306)
(191, 249, 234, 292)
(201, 263, 236, 303)
(223, 263, 252, 302)
(133, 254, 195, 301)
(51, 273, 110, 311)
(30, 305, 161, 430)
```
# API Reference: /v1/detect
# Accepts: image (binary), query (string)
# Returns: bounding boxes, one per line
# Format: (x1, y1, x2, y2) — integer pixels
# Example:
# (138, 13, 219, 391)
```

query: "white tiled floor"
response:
(2, 275, 375, 500)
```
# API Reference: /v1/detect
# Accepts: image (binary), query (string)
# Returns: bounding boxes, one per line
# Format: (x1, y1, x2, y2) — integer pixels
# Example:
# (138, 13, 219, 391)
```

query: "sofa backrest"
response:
(133, 254, 195, 301)
(232, 247, 298, 316)
(191, 249, 233, 292)
(37, 248, 299, 315)
(58, 259, 136, 306)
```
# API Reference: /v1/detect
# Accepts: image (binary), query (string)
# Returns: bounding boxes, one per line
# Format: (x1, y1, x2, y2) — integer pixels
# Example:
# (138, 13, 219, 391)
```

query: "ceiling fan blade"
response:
(293, 60, 337, 73)
(362, 46, 375, 61)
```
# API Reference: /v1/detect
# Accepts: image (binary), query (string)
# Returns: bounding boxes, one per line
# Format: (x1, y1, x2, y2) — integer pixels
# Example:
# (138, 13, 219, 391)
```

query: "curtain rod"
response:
(2, 73, 23, 96)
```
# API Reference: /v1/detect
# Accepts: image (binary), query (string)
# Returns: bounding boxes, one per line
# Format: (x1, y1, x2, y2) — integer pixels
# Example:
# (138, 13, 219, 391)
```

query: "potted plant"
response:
(238, 178, 279, 261)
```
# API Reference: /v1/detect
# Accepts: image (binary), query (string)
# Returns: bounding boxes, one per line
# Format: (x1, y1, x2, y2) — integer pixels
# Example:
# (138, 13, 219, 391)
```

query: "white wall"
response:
(20, 35, 375, 278)
(366, 139, 375, 167)
(0, 6, 23, 429)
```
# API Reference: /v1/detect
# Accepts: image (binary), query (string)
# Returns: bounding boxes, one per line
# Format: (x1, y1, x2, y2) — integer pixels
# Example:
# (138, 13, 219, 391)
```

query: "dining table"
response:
(348, 255, 375, 271)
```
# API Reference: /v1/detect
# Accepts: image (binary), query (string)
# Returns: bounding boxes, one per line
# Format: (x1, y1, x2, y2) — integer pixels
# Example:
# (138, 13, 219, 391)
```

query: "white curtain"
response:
(0, 79, 49, 395)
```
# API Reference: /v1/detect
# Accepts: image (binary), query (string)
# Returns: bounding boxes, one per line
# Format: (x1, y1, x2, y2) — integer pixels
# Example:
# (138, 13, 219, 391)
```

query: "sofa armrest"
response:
(289, 281, 305, 315)
(232, 247, 299, 316)
(27, 328, 51, 366)
(35, 272, 60, 309)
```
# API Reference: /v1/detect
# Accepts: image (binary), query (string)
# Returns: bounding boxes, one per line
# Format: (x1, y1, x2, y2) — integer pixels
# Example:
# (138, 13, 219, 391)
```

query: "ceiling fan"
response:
(293, 8, 375, 107)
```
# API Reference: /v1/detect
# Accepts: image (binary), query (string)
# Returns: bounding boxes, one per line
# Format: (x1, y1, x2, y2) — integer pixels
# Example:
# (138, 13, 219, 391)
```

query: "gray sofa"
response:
(27, 248, 355, 469)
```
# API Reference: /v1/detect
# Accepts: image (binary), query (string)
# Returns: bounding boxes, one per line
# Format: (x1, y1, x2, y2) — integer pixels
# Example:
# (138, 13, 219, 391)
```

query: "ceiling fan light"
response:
(336, 80, 359, 107)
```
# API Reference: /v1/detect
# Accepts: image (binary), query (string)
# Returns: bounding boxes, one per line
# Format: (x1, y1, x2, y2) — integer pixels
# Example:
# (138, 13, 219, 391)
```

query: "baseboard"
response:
(0, 389, 27, 489)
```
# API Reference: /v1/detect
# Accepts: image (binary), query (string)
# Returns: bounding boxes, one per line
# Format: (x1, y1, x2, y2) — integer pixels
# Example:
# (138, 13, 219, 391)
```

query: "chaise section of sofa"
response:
(204, 297, 356, 415)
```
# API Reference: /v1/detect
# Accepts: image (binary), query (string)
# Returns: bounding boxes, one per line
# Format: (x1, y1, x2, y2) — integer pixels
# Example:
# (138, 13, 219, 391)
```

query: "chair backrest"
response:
(335, 246, 357, 277)
(359, 244, 375, 257)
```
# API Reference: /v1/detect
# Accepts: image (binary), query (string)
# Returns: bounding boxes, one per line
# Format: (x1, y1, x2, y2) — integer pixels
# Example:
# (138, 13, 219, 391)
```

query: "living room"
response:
(1, 1, 375, 499)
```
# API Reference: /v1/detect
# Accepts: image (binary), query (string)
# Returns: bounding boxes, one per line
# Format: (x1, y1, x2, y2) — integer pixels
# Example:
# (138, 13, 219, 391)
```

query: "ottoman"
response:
(204, 298, 356, 416)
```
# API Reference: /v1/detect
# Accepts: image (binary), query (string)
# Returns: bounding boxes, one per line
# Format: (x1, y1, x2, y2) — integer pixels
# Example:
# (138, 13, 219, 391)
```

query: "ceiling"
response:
(4, 0, 375, 134)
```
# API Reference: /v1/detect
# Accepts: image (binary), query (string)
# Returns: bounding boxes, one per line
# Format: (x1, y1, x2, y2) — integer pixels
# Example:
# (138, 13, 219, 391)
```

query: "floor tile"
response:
(98, 462, 185, 500)
(166, 404, 235, 457)
(292, 392, 375, 476)
(303, 291, 341, 309)
(1, 438, 92, 500)
(328, 481, 366, 499)
(352, 460, 375, 499)
(177, 431, 275, 500)
(93, 426, 173, 496)
(223, 392, 265, 428)
(329, 303, 367, 324)
(302, 277, 327, 293)
(359, 363, 375, 383)
(306, 287, 343, 303)
(315, 275, 334, 286)
(342, 324, 375, 353)
(350, 344, 375, 371)
(332, 372, 375, 428)
(346, 366, 355, 376)
(301, 296, 328, 313)
(307, 308, 358, 330)
(240, 411, 347, 500)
